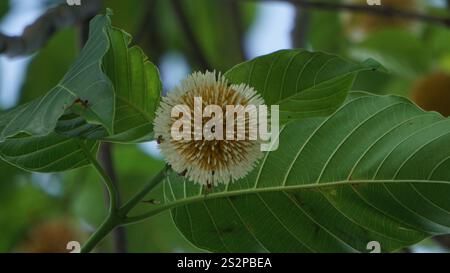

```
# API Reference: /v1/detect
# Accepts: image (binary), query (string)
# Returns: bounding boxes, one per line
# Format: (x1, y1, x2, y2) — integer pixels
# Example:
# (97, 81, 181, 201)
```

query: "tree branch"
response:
(133, 0, 157, 45)
(239, 0, 450, 28)
(433, 235, 450, 250)
(133, 0, 165, 65)
(0, 1, 101, 58)
(228, 0, 246, 61)
(292, 8, 310, 48)
(170, 0, 212, 70)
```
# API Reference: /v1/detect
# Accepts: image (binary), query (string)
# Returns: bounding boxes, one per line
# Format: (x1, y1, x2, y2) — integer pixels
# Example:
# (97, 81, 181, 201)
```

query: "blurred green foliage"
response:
(0, 1, 8, 19)
(19, 29, 77, 103)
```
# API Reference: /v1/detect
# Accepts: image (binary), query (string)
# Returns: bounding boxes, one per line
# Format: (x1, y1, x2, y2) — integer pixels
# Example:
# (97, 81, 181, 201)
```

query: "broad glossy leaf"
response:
(56, 27, 162, 143)
(157, 92, 450, 253)
(0, 134, 98, 172)
(0, 13, 114, 141)
(104, 27, 161, 142)
(224, 49, 383, 123)
(0, 11, 161, 172)
(0, 105, 99, 172)
(0, 14, 105, 173)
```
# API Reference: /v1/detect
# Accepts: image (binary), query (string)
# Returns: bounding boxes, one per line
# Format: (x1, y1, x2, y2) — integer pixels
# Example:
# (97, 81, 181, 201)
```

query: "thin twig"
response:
(292, 8, 309, 48)
(133, 0, 164, 64)
(228, 0, 246, 61)
(3, 0, 448, 59)
(0, 1, 101, 58)
(170, 0, 212, 70)
(133, 0, 156, 45)
(238, 0, 450, 28)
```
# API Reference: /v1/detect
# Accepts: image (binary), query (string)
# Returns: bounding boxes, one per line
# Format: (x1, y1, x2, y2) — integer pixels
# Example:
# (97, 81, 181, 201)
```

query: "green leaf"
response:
(0, 13, 114, 141)
(0, 104, 99, 172)
(104, 27, 161, 142)
(0, 13, 109, 173)
(0, 11, 161, 171)
(224, 49, 383, 123)
(156, 92, 450, 253)
(56, 27, 162, 143)
(0, 134, 98, 172)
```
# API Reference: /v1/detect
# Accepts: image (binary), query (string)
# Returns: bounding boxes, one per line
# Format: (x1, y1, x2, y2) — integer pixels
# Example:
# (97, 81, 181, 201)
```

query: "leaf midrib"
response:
(273, 72, 353, 106)
(155, 179, 450, 215)
(116, 95, 152, 123)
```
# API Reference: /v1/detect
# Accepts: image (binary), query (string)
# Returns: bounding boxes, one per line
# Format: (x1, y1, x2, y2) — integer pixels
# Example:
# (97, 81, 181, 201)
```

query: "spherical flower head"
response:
(154, 71, 265, 186)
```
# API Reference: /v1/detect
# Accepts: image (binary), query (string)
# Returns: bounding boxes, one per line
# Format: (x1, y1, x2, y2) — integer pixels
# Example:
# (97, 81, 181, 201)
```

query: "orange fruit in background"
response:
(411, 72, 450, 117)
(16, 218, 86, 253)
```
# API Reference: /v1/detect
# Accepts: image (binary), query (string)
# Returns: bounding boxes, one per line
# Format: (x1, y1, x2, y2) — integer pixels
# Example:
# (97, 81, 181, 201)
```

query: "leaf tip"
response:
(105, 8, 114, 17)
(363, 58, 388, 73)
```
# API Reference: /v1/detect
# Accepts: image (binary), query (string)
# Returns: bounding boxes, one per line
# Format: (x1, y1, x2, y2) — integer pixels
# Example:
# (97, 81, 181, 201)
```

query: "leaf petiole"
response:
(77, 140, 119, 213)
(79, 150, 168, 253)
